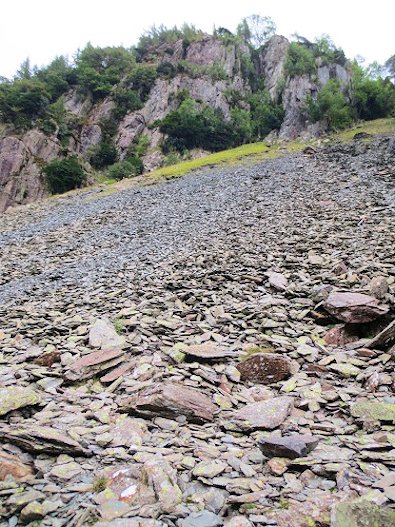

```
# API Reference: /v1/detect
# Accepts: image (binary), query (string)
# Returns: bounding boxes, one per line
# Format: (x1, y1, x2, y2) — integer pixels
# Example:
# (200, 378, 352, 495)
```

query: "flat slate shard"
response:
(0, 387, 41, 417)
(0, 426, 87, 455)
(237, 353, 298, 384)
(0, 451, 34, 481)
(366, 320, 395, 349)
(121, 383, 216, 423)
(65, 349, 126, 381)
(89, 318, 126, 350)
(351, 400, 395, 423)
(258, 434, 319, 459)
(323, 292, 389, 323)
(183, 343, 236, 361)
(267, 272, 288, 291)
(227, 397, 294, 431)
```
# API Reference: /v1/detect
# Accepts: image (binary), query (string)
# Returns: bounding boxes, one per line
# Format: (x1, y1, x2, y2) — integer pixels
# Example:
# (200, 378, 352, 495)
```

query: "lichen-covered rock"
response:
(331, 499, 395, 527)
(226, 397, 294, 431)
(0, 386, 41, 416)
(141, 458, 182, 513)
(89, 318, 126, 350)
(323, 292, 389, 323)
(351, 400, 395, 423)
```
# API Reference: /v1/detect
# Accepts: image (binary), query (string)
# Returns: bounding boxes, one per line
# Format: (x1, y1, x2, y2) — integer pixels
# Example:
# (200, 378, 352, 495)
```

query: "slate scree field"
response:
(1, 18, 395, 527)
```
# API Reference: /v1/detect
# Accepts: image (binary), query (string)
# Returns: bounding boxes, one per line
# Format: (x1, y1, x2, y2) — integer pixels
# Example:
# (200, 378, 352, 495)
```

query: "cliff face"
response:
(0, 35, 351, 212)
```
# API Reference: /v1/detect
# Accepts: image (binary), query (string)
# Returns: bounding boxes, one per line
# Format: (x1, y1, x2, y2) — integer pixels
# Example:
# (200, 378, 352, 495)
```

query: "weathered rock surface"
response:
(237, 353, 298, 384)
(331, 500, 395, 527)
(0, 387, 41, 416)
(258, 434, 319, 459)
(122, 383, 217, 423)
(0, 426, 87, 455)
(323, 291, 389, 323)
(0, 451, 34, 481)
(227, 397, 294, 431)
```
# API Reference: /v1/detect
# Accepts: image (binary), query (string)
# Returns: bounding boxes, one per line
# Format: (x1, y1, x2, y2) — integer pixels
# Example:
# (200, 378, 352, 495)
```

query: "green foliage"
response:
(158, 97, 236, 152)
(285, 43, 316, 77)
(385, 54, 395, 81)
(128, 134, 150, 158)
(137, 23, 204, 54)
(248, 90, 284, 138)
(236, 14, 276, 48)
(0, 79, 50, 129)
(157, 61, 177, 79)
(89, 141, 118, 169)
(230, 108, 253, 144)
(176, 61, 227, 81)
(43, 156, 86, 194)
(351, 62, 395, 120)
(107, 158, 143, 180)
(313, 35, 346, 66)
(306, 79, 353, 130)
(36, 56, 75, 101)
(125, 65, 157, 101)
(75, 44, 136, 99)
(111, 85, 143, 119)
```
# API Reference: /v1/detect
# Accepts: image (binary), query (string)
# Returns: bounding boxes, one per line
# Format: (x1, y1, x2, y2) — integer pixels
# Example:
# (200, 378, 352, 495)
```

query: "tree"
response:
(0, 78, 50, 129)
(236, 14, 276, 48)
(43, 157, 85, 194)
(307, 79, 352, 130)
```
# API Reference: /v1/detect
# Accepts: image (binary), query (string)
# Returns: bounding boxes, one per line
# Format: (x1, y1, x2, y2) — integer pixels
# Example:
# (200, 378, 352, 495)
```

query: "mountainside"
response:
(0, 25, 394, 212)
(1, 133, 395, 525)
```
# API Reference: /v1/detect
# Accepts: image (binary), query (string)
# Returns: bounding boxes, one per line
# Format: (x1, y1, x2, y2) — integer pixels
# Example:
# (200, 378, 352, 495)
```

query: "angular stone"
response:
(193, 461, 227, 478)
(227, 397, 293, 431)
(267, 272, 288, 291)
(100, 362, 133, 383)
(237, 353, 298, 384)
(323, 325, 359, 346)
(0, 387, 41, 417)
(0, 451, 33, 481)
(323, 292, 389, 323)
(69, 348, 125, 370)
(183, 343, 236, 361)
(141, 458, 182, 513)
(179, 511, 223, 527)
(89, 318, 126, 350)
(95, 521, 162, 527)
(111, 417, 147, 447)
(121, 383, 216, 423)
(224, 517, 253, 527)
(19, 501, 45, 523)
(369, 276, 389, 300)
(351, 400, 395, 423)
(332, 500, 395, 527)
(0, 426, 86, 455)
(65, 349, 126, 381)
(367, 320, 395, 349)
(258, 434, 319, 459)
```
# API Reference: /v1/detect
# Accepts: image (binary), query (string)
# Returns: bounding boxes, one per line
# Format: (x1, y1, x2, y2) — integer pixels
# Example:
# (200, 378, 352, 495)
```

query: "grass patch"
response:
(334, 117, 395, 142)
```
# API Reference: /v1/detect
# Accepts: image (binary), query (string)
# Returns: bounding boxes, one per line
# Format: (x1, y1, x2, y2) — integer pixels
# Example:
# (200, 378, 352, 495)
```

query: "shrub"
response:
(126, 65, 158, 101)
(111, 86, 143, 119)
(43, 157, 85, 194)
(351, 62, 395, 120)
(306, 79, 353, 130)
(248, 90, 284, 138)
(0, 79, 50, 129)
(89, 141, 118, 169)
(285, 43, 316, 77)
(313, 35, 346, 66)
(107, 158, 143, 180)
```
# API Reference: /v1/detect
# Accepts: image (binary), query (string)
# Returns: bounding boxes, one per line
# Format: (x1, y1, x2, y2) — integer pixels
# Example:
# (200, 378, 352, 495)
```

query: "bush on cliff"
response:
(43, 157, 86, 194)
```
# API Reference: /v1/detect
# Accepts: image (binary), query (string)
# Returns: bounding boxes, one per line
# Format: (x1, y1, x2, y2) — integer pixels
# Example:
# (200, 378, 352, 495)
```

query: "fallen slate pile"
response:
(0, 135, 395, 526)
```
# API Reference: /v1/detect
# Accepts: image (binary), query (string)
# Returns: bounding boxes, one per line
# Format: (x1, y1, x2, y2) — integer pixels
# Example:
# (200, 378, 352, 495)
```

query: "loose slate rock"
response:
(227, 397, 293, 431)
(89, 318, 126, 350)
(0, 451, 34, 481)
(323, 292, 389, 323)
(267, 272, 288, 291)
(237, 353, 298, 384)
(331, 500, 395, 527)
(65, 349, 126, 381)
(258, 434, 319, 459)
(183, 343, 235, 361)
(0, 387, 41, 417)
(0, 426, 87, 455)
(351, 400, 395, 423)
(122, 383, 217, 423)
(179, 511, 224, 527)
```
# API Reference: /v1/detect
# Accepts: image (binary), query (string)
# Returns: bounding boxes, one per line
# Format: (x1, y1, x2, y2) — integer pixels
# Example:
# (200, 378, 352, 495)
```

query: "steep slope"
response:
(0, 34, 353, 212)
(0, 135, 395, 525)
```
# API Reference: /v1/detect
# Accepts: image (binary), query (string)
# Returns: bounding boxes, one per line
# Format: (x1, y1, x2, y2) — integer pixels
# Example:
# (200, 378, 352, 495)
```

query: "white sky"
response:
(2, 0, 394, 78)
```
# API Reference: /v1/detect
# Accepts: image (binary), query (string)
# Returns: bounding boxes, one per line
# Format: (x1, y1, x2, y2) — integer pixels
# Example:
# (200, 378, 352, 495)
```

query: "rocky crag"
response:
(0, 135, 395, 525)
(0, 34, 351, 212)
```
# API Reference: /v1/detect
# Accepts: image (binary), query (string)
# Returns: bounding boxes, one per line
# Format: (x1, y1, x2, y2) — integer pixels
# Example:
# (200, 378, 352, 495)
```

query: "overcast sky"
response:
(2, 0, 394, 78)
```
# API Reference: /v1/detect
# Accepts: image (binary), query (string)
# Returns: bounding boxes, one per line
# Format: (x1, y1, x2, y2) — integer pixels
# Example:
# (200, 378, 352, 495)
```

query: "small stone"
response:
(19, 501, 45, 524)
(237, 353, 298, 384)
(0, 451, 33, 481)
(224, 517, 253, 527)
(332, 499, 395, 527)
(183, 343, 235, 361)
(179, 511, 223, 527)
(267, 457, 289, 475)
(267, 272, 288, 291)
(369, 276, 389, 299)
(227, 397, 293, 431)
(258, 434, 319, 459)
(351, 400, 395, 423)
(0, 387, 41, 416)
(50, 461, 82, 481)
(89, 318, 126, 350)
(193, 461, 227, 478)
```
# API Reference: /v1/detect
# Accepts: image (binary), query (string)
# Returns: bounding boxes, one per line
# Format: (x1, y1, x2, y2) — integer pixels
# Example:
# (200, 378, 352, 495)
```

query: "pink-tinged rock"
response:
(227, 397, 294, 431)
(121, 383, 216, 423)
(183, 343, 236, 360)
(258, 434, 319, 459)
(70, 349, 125, 370)
(111, 417, 147, 447)
(0, 451, 34, 481)
(237, 353, 298, 384)
(100, 363, 133, 383)
(267, 272, 288, 291)
(323, 325, 359, 346)
(141, 458, 182, 513)
(323, 292, 389, 323)
(0, 426, 86, 455)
